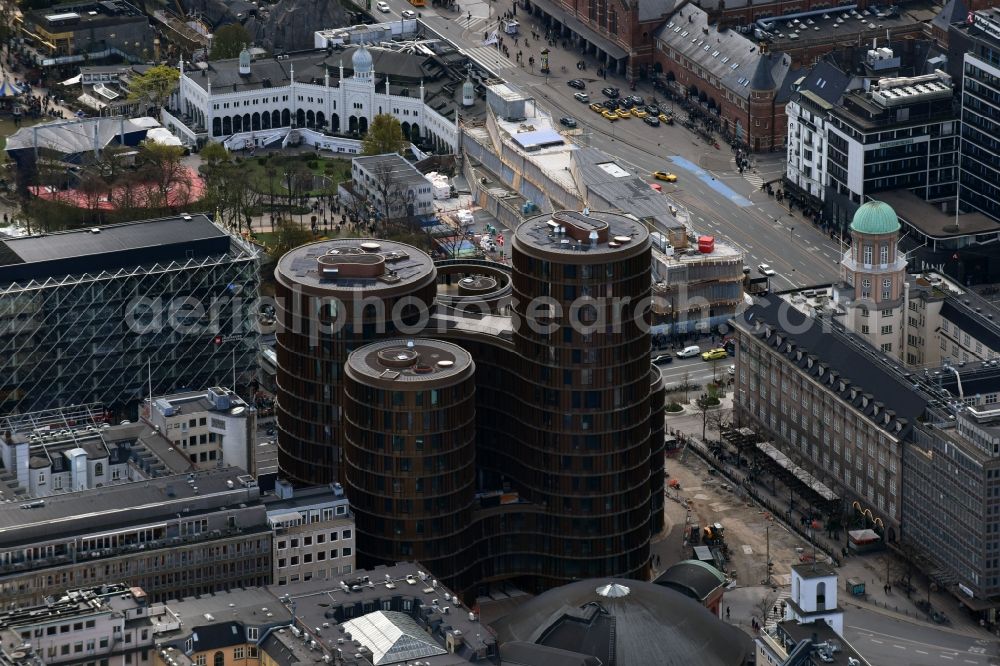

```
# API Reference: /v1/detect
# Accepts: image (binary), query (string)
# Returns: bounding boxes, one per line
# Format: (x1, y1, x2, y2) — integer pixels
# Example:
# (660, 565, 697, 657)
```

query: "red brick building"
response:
(653, 5, 793, 151)
(521, 0, 678, 78)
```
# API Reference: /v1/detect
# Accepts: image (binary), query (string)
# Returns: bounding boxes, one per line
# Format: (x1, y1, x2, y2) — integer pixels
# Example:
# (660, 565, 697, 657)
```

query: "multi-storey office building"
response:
(824, 70, 959, 229)
(959, 10, 1000, 223)
(0, 468, 272, 607)
(276, 210, 664, 598)
(0, 583, 156, 666)
(904, 379, 1000, 609)
(265, 481, 356, 586)
(0, 215, 259, 418)
(731, 294, 926, 541)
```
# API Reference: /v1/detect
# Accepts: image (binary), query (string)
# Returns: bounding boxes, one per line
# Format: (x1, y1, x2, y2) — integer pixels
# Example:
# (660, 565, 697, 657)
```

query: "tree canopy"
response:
(362, 114, 406, 155)
(127, 65, 180, 111)
(210, 24, 253, 60)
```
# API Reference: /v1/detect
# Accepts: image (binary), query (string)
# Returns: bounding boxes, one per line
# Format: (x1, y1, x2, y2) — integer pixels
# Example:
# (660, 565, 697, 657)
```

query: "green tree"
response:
(127, 65, 180, 112)
(200, 141, 230, 166)
(270, 217, 313, 258)
(362, 114, 406, 155)
(136, 142, 188, 209)
(210, 24, 253, 61)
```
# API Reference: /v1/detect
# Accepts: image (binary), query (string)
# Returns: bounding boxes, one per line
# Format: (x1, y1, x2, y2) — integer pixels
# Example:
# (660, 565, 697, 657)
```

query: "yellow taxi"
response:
(652, 171, 678, 183)
(602, 109, 618, 121)
(590, 102, 604, 113)
(616, 108, 631, 119)
(631, 108, 647, 118)
(701, 348, 728, 361)
(658, 113, 674, 125)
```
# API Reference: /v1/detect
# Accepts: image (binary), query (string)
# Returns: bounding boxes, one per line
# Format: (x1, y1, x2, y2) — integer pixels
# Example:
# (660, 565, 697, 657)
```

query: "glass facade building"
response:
(0, 215, 259, 417)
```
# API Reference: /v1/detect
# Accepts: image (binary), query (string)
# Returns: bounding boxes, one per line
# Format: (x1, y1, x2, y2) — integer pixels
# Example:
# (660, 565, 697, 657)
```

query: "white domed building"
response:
(167, 41, 474, 153)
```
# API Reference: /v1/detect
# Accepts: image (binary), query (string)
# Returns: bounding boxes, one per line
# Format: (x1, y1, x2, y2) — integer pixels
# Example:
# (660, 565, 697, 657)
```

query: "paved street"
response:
(375, 0, 842, 286)
(657, 354, 730, 390)
(844, 606, 1000, 666)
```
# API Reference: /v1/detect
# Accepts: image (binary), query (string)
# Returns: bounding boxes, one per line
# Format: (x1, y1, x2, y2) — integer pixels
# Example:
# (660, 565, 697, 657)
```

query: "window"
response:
(863, 245, 873, 264)
(233, 647, 245, 660)
(880, 244, 888, 264)
(881, 343, 893, 353)
(214, 652, 225, 666)
(196, 657, 206, 666)
(248, 627, 259, 640)
(94, 463, 103, 476)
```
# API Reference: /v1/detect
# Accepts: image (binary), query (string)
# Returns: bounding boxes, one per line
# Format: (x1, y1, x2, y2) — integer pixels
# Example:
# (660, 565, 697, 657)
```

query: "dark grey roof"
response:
(932, 0, 969, 32)
(796, 60, 853, 105)
(490, 578, 750, 666)
(733, 296, 926, 434)
(190, 46, 439, 93)
(654, 6, 790, 100)
(0, 215, 233, 285)
(940, 299, 1000, 353)
(500, 642, 602, 666)
(749, 54, 776, 90)
(654, 560, 726, 601)
(638, 0, 680, 22)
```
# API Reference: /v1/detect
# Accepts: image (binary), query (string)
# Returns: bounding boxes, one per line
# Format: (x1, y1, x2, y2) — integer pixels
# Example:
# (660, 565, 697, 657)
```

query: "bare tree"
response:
(755, 589, 779, 629)
(365, 161, 409, 234)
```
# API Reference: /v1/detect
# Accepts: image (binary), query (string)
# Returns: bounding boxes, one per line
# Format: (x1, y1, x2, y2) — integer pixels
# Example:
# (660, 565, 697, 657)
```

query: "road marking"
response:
(941, 656, 954, 661)
(893, 644, 906, 650)
(916, 650, 928, 654)
(871, 639, 884, 644)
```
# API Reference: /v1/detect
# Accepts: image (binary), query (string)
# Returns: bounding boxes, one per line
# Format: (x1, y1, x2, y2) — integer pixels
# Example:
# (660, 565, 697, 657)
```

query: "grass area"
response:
(234, 153, 352, 197)
(0, 116, 48, 152)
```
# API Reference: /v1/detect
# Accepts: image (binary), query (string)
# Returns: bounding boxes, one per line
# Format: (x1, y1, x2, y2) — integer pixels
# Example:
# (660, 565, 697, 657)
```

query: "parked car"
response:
(658, 113, 674, 125)
(601, 87, 620, 98)
(590, 102, 604, 113)
(631, 107, 647, 118)
(615, 108, 631, 119)
(619, 98, 636, 109)
(567, 79, 586, 90)
(701, 348, 728, 361)
(652, 353, 673, 365)
(643, 115, 660, 127)
(376, 1, 390, 11)
(602, 110, 618, 121)
(574, 92, 590, 103)
(677, 345, 701, 358)
(628, 95, 644, 105)
(603, 99, 618, 110)
(652, 171, 678, 182)
(559, 116, 577, 128)
(645, 105, 661, 115)
(757, 263, 777, 277)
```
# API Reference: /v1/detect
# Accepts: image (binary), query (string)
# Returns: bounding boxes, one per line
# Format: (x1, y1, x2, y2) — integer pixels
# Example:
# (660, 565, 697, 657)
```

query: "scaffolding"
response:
(0, 234, 260, 416)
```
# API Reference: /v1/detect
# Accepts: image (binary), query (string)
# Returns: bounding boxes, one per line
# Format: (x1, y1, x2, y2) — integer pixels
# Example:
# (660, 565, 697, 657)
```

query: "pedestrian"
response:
(725, 606, 730, 619)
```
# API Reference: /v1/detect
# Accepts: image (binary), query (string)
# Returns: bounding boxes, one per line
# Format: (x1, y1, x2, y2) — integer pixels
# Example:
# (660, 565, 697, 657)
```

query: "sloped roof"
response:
(4, 117, 147, 155)
(932, 0, 968, 32)
(341, 611, 447, 665)
(749, 54, 775, 90)
(795, 59, 853, 106)
(655, 560, 726, 601)
(654, 6, 790, 99)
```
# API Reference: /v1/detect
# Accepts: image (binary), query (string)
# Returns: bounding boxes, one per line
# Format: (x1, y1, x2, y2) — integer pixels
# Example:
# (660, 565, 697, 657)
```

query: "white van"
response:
(456, 209, 474, 225)
(676, 345, 701, 358)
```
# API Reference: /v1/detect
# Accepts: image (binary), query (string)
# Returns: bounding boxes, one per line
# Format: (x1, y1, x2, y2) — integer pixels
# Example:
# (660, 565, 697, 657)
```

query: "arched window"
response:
(94, 463, 103, 477)
(213, 651, 224, 666)
(816, 581, 826, 610)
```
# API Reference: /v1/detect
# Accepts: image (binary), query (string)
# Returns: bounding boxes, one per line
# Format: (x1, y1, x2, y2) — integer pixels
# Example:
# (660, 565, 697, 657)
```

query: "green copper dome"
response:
(850, 201, 900, 235)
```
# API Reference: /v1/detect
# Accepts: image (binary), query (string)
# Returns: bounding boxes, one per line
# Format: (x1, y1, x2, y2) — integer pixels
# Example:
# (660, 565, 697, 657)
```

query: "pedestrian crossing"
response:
(463, 46, 515, 70)
(455, 14, 487, 30)
(764, 589, 791, 631)
(744, 171, 765, 191)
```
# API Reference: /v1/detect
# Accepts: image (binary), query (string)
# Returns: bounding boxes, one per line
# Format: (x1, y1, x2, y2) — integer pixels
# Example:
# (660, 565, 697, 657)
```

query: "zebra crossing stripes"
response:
(455, 14, 487, 29)
(463, 46, 515, 70)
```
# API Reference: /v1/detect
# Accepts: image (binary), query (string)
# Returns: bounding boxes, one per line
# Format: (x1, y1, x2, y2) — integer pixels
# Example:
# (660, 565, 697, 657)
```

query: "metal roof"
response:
(511, 128, 565, 151)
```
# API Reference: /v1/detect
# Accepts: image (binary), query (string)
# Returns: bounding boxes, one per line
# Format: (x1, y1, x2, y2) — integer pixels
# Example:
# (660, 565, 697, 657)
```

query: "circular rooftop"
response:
(850, 201, 900, 235)
(274, 238, 435, 296)
(514, 210, 650, 261)
(491, 578, 749, 666)
(346, 338, 474, 388)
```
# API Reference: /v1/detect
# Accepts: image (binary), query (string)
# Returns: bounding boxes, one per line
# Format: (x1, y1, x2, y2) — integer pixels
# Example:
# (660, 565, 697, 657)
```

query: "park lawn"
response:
(236, 153, 352, 197)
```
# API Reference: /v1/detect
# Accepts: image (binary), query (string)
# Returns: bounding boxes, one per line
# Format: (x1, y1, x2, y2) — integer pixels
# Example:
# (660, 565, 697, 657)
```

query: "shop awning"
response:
(61, 74, 81, 86)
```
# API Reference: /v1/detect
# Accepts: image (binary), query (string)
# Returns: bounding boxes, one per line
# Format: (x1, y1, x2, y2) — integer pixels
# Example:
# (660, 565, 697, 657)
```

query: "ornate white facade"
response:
(170, 46, 459, 153)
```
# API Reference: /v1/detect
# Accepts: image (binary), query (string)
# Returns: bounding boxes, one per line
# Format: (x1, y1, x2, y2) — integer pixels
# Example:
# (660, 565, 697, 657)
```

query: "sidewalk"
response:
(668, 396, 997, 639)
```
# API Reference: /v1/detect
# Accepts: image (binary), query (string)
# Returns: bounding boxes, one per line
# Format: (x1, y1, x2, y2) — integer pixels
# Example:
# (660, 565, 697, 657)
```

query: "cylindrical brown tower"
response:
(273, 240, 437, 486)
(342, 338, 476, 578)
(499, 209, 655, 585)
